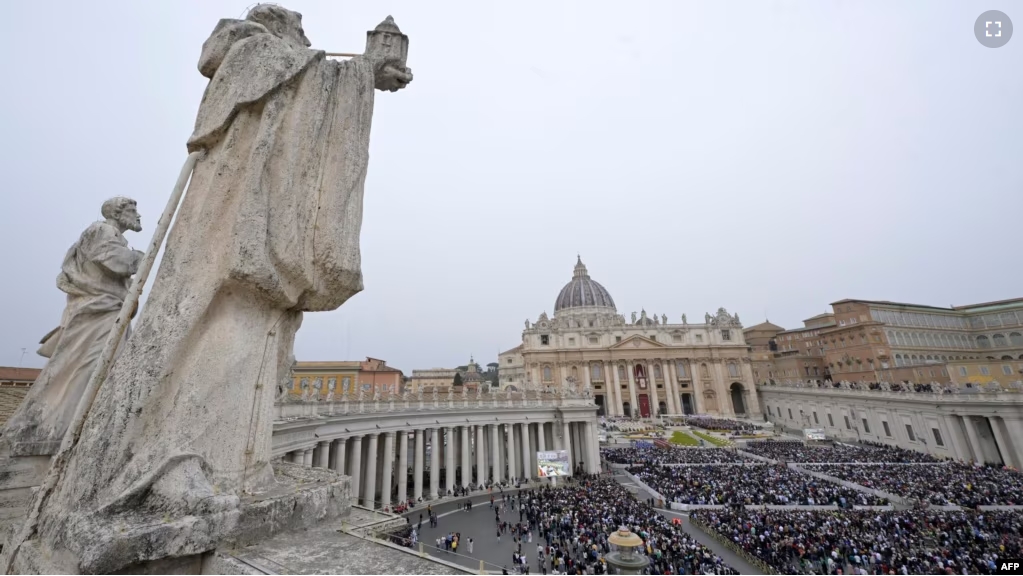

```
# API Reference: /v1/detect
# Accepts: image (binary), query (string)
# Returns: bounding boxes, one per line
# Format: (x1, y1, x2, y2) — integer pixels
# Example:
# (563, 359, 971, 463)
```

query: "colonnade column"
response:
(316, 440, 330, 468)
(520, 422, 532, 480)
(626, 366, 638, 418)
(414, 429, 424, 501)
(506, 424, 516, 480)
(1001, 418, 1023, 470)
(381, 432, 395, 509)
(397, 431, 408, 505)
(444, 427, 455, 495)
(429, 428, 440, 499)
(962, 416, 984, 464)
(332, 438, 346, 475)
(303, 448, 313, 467)
(491, 424, 503, 483)
(349, 436, 363, 503)
(363, 433, 379, 508)
(988, 417, 1021, 469)
(459, 425, 470, 488)
(475, 425, 485, 486)
(562, 421, 573, 467)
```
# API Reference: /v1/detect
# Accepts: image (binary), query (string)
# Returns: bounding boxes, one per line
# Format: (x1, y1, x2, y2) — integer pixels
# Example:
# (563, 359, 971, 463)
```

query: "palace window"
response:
(980, 366, 990, 375)
(959, 366, 968, 376)
(1003, 365, 1013, 376)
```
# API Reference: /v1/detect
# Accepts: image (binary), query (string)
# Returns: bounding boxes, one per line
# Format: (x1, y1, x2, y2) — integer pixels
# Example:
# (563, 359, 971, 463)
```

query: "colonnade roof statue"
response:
(10, 5, 412, 573)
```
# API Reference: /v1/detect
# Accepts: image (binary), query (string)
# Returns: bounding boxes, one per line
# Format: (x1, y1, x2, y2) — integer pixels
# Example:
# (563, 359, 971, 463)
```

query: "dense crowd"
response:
(742, 440, 941, 464)
(631, 463, 887, 507)
(804, 462, 1023, 507)
(691, 507, 1023, 574)
(502, 478, 738, 574)
(681, 416, 759, 432)
(602, 447, 749, 465)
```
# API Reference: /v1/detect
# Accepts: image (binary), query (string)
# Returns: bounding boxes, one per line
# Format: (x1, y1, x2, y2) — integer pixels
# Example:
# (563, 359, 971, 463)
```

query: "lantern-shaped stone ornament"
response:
(366, 15, 409, 66)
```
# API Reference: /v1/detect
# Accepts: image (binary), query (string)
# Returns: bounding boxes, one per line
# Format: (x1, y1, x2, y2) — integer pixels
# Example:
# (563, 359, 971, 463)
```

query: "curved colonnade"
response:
(272, 394, 601, 509)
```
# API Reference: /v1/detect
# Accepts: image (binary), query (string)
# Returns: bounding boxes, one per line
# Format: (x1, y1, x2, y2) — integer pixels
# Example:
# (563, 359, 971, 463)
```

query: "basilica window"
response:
(695, 334, 704, 343)
(727, 363, 739, 378)
(676, 362, 687, 378)
(672, 334, 682, 343)
(540, 335, 549, 346)
(542, 366, 552, 382)
(721, 330, 731, 341)
(977, 335, 991, 348)
(568, 337, 576, 346)
(591, 364, 602, 380)
(993, 334, 1007, 348)
(588, 336, 599, 345)
(618, 365, 627, 381)
(700, 363, 709, 378)
(653, 365, 662, 379)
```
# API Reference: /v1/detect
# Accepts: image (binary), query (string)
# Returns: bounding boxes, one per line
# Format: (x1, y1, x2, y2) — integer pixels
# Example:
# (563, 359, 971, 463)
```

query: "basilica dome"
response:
(554, 257, 617, 313)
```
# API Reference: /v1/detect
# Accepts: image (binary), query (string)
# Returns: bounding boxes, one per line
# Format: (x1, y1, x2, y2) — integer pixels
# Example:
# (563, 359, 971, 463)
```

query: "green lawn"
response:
(669, 431, 699, 446)
(691, 430, 731, 446)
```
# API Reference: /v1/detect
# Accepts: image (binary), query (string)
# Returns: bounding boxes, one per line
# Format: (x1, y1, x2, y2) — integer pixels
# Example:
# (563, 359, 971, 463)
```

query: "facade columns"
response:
(475, 425, 485, 485)
(988, 417, 1020, 469)
(646, 361, 660, 417)
(562, 420, 572, 466)
(491, 424, 503, 483)
(414, 429, 424, 501)
(303, 448, 313, 467)
(626, 364, 638, 418)
(397, 431, 408, 505)
(316, 440, 330, 468)
(444, 427, 455, 495)
(461, 426, 471, 488)
(584, 421, 598, 473)
(429, 428, 440, 499)
(601, 362, 615, 416)
(364, 433, 379, 508)
(520, 422, 532, 479)
(349, 436, 363, 503)
(611, 364, 624, 417)
(537, 422, 547, 452)
(663, 360, 679, 415)
(1000, 418, 1023, 470)
(506, 424, 517, 480)
(381, 432, 395, 508)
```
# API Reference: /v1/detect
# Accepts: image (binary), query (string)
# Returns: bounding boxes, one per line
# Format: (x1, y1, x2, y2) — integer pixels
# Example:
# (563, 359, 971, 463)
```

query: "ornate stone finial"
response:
(525, 319, 530, 329)
(572, 255, 589, 279)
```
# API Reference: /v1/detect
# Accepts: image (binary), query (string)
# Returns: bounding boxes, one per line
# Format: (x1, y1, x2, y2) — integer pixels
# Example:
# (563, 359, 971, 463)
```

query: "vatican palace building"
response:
(500, 257, 761, 419)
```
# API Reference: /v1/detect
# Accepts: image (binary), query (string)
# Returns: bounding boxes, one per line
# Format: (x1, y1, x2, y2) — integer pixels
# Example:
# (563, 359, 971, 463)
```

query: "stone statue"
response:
(416, 389, 423, 402)
(25, 7, 414, 572)
(653, 314, 659, 325)
(312, 377, 323, 400)
(276, 354, 297, 402)
(662, 314, 667, 325)
(358, 388, 366, 403)
(3, 198, 144, 456)
(373, 389, 381, 402)
(325, 377, 336, 402)
(524, 319, 530, 329)
(299, 377, 312, 401)
(447, 387, 454, 402)
(631, 312, 637, 324)
(461, 387, 468, 399)
(733, 313, 740, 324)
(705, 312, 712, 324)
(681, 313, 687, 325)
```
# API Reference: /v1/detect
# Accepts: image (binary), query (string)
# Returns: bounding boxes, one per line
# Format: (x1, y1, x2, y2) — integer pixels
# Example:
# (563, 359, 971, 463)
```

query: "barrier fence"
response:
(686, 516, 777, 575)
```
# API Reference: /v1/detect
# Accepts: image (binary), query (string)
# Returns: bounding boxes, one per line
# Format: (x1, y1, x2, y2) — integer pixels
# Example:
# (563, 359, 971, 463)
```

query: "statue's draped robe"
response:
(3, 222, 138, 456)
(37, 20, 374, 571)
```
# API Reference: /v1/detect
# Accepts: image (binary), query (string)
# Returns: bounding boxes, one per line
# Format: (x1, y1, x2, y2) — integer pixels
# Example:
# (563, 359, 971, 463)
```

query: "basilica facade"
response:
(500, 257, 761, 419)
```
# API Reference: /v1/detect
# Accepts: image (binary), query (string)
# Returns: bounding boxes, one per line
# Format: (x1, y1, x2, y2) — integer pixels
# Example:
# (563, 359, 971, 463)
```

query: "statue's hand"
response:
(376, 64, 412, 92)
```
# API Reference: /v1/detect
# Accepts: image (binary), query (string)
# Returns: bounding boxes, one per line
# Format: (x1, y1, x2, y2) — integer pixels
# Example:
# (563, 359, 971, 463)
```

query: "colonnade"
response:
(282, 419, 600, 509)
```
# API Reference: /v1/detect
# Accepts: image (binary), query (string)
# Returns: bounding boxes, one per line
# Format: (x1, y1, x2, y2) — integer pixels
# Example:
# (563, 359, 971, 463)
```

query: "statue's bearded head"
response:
(247, 4, 311, 49)
(101, 196, 142, 233)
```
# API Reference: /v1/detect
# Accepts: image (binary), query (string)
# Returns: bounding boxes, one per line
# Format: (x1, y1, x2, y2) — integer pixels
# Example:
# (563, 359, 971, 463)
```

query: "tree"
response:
(453, 372, 463, 387)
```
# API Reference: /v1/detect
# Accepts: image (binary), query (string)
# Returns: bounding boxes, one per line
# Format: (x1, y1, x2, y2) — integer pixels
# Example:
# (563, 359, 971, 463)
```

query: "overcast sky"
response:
(2, 1, 1019, 373)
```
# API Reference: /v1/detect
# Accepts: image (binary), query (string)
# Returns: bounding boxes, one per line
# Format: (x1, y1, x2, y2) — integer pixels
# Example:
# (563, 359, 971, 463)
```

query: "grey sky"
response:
(2, 1, 1020, 373)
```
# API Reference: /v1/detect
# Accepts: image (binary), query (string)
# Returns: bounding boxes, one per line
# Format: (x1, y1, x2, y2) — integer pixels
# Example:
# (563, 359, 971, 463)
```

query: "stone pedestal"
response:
(10, 461, 350, 574)
(0, 442, 49, 547)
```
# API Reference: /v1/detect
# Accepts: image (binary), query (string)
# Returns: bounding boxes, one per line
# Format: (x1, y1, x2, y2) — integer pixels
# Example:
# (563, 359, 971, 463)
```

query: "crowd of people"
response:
(602, 446, 749, 465)
(742, 440, 941, 464)
(630, 463, 888, 507)
(804, 462, 1023, 507)
(680, 416, 760, 433)
(492, 478, 739, 574)
(690, 507, 1023, 574)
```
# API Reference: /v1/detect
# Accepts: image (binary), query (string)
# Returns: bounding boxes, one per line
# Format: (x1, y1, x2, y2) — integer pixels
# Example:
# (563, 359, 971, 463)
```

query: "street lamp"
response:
(605, 527, 649, 575)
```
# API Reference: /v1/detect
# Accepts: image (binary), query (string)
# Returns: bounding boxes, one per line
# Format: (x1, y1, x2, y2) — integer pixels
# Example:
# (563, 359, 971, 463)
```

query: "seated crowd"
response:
(602, 446, 749, 465)
(513, 478, 738, 575)
(691, 507, 1022, 575)
(631, 463, 887, 507)
(742, 440, 940, 464)
(681, 416, 760, 432)
(804, 462, 1023, 507)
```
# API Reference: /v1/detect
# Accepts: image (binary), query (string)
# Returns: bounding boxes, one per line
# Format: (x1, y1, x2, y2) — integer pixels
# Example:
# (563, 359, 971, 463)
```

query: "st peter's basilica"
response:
(499, 257, 761, 419)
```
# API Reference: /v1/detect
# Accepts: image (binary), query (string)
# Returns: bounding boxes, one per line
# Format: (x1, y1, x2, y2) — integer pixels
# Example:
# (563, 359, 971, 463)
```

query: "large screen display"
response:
(537, 450, 571, 477)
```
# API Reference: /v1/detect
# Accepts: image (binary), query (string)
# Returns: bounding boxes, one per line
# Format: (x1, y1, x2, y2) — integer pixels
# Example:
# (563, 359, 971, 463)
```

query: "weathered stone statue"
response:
(631, 312, 637, 324)
(276, 354, 297, 402)
(661, 314, 667, 325)
(681, 313, 687, 325)
(3, 197, 143, 456)
(21, 5, 412, 573)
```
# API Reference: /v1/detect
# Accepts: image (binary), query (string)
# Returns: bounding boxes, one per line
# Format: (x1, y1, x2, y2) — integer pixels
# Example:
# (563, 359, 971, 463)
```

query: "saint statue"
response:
(631, 312, 637, 324)
(29, 5, 413, 573)
(662, 314, 667, 325)
(3, 198, 143, 456)
(681, 313, 687, 325)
